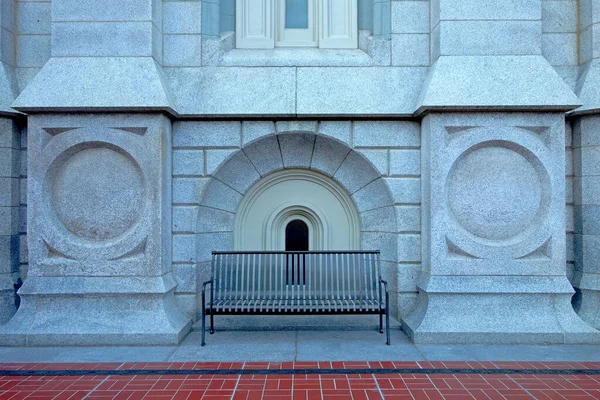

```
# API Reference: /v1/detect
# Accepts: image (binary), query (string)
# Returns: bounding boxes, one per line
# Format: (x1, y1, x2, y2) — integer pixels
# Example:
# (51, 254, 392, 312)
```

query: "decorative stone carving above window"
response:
(235, 0, 358, 49)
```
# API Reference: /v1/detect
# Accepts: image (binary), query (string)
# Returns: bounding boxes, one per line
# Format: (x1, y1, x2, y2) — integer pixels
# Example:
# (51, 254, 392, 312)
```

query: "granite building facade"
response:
(0, 0, 599, 345)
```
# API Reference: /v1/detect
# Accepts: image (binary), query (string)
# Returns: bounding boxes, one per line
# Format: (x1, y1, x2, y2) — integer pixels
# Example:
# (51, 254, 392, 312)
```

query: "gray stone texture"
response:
(0, 114, 191, 345)
(404, 113, 600, 344)
(572, 115, 600, 329)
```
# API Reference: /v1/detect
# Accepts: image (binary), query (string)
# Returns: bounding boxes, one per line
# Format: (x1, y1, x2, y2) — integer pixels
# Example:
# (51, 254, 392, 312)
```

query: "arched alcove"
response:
(195, 130, 400, 318)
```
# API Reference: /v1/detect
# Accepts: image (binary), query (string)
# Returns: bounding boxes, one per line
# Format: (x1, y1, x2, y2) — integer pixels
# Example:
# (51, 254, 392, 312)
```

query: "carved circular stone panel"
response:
(51, 147, 145, 241)
(447, 143, 546, 242)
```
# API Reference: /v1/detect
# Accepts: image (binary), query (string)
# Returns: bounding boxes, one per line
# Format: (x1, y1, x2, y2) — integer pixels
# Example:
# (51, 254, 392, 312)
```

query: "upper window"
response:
(235, 0, 358, 49)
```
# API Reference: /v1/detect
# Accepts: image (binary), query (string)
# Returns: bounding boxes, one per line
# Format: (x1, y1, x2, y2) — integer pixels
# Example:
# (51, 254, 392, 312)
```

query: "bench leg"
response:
(379, 313, 383, 334)
(210, 313, 214, 334)
(385, 291, 390, 345)
(201, 292, 207, 346)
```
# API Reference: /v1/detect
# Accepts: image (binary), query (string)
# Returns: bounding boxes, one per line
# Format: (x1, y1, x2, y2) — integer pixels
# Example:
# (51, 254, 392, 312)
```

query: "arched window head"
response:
(285, 219, 309, 251)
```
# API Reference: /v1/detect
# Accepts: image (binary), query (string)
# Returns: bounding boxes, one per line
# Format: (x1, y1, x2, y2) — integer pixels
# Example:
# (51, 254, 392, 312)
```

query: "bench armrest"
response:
(202, 280, 213, 291)
(379, 278, 389, 293)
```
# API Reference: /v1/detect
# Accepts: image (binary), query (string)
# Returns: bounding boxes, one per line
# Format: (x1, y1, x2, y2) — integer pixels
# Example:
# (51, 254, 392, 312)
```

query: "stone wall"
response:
(171, 120, 421, 320)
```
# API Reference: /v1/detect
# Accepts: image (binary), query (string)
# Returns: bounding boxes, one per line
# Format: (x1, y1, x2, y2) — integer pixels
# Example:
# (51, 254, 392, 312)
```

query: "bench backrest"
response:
(211, 251, 381, 302)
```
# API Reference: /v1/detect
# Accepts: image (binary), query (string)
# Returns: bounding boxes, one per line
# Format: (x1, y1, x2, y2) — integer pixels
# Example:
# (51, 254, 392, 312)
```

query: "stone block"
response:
(384, 178, 421, 204)
(580, 0, 600, 30)
(164, 67, 296, 116)
(276, 121, 318, 134)
(566, 205, 575, 233)
(1, 0, 14, 32)
(354, 121, 420, 148)
(575, 205, 600, 235)
(174, 293, 196, 317)
(17, 2, 51, 35)
(361, 232, 396, 263)
(19, 179, 26, 205)
(164, 35, 202, 67)
(352, 179, 395, 213)
(296, 67, 428, 116)
(0, 235, 19, 273)
(16, 35, 50, 68)
(392, 34, 430, 66)
(398, 234, 421, 262)
(356, 149, 388, 175)
(0, 29, 15, 66)
(310, 135, 351, 177)
(52, 22, 154, 57)
(574, 176, 600, 205)
(278, 133, 316, 169)
(360, 206, 396, 233)
(173, 149, 204, 176)
(396, 264, 420, 292)
(574, 146, 600, 176)
(391, 1, 429, 34)
(318, 121, 351, 145)
(576, 235, 600, 273)
(0, 207, 18, 235)
(18, 206, 26, 234)
(0, 148, 18, 177)
(173, 206, 198, 233)
(0, 118, 18, 149)
(0, 178, 18, 206)
(200, 179, 242, 213)
(418, 56, 581, 111)
(573, 117, 600, 148)
(438, 0, 541, 20)
(201, 1, 220, 39)
(12, 58, 173, 112)
(52, 0, 153, 22)
(242, 121, 275, 144)
(390, 149, 420, 176)
(173, 235, 196, 263)
(439, 21, 542, 56)
(565, 148, 573, 176)
(173, 264, 197, 293)
(242, 135, 284, 177)
(164, 2, 202, 34)
(173, 121, 241, 148)
(173, 177, 207, 205)
(205, 149, 236, 175)
(19, 234, 27, 265)
(334, 151, 380, 194)
(542, 0, 577, 33)
(579, 26, 594, 65)
(197, 232, 233, 262)
(197, 206, 235, 233)
(542, 33, 578, 66)
(566, 176, 574, 204)
(213, 151, 261, 193)
(396, 205, 421, 232)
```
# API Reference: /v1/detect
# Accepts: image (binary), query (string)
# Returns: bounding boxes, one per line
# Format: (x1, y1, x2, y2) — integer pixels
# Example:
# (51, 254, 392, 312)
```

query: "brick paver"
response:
(1, 362, 600, 399)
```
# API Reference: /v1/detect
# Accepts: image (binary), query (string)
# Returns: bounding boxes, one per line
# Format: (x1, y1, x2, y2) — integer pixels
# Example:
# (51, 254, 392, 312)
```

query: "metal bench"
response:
(201, 251, 390, 345)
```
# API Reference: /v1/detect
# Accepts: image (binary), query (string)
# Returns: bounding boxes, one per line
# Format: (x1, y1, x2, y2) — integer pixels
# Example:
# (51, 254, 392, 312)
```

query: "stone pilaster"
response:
(404, 0, 600, 344)
(1, 0, 189, 345)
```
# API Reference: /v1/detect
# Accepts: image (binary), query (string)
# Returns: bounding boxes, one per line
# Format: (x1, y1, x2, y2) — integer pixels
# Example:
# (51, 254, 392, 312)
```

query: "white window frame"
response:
(235, 0, 358, 49)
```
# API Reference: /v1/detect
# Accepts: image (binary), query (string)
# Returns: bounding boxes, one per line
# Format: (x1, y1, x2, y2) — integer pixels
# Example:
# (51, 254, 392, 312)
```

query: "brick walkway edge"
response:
(1, 361, 600, 399)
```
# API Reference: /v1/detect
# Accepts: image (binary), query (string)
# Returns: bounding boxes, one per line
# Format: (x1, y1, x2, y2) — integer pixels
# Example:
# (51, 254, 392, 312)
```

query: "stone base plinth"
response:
(573, 271, 600, 330)
(0, 275, 192, 346)
(402, 275, 600, 345)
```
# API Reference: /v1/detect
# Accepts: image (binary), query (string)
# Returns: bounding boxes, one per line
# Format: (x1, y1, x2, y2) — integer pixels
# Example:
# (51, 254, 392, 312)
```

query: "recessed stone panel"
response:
(446, 142, 549, 243)
(49, 146, 145, 241)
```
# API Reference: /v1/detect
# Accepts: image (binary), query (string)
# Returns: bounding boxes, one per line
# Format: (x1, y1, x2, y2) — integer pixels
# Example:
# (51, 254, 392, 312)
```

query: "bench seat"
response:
(201, 251, 390, 345)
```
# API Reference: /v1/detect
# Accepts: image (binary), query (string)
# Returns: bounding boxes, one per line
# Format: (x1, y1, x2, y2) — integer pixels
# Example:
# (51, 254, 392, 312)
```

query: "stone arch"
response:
(195, 130, 399, 314)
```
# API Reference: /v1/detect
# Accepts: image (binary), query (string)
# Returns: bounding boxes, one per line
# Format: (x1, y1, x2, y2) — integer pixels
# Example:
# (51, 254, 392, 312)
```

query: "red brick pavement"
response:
(1, 362, 599, 399)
